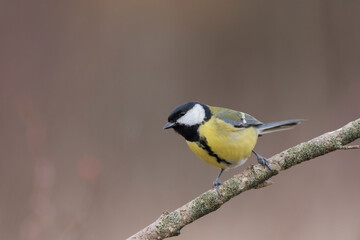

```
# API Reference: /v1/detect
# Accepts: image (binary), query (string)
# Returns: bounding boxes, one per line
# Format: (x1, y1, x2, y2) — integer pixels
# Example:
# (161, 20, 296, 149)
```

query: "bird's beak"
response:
(163, 122, 175, 129)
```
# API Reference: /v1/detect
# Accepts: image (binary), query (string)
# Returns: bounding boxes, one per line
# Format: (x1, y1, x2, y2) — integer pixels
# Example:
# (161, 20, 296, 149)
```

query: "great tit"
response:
(164, 101, 304, 194)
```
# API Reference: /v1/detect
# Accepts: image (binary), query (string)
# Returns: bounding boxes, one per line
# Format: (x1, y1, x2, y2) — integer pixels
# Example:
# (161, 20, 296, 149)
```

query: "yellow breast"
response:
(186, 118, 258, 169)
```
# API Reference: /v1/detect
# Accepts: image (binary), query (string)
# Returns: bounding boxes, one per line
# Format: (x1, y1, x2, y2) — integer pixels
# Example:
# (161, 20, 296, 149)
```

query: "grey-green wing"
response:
(209, 106, 263, 127)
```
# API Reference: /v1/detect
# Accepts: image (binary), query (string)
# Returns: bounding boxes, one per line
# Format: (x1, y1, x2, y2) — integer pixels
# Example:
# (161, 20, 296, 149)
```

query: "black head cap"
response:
(168, 102, 198, 123)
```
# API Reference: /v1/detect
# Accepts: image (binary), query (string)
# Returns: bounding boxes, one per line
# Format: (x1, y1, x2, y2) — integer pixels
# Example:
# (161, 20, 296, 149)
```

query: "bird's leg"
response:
(213, 168, 225, 195)
(252, 150, 272, 170)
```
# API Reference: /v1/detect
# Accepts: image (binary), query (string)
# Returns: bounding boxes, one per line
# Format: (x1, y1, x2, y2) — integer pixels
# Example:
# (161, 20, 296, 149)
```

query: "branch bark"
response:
(128, 118, 360, 240)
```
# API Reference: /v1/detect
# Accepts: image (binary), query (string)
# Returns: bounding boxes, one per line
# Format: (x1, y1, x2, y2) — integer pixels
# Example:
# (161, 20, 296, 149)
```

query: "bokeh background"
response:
(1, 1, 360, 239)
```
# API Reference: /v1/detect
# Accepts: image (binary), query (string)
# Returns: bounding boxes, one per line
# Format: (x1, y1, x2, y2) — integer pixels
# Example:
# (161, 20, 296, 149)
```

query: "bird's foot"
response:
(253, 151, 272, 170)
(213, 177, 222, 196)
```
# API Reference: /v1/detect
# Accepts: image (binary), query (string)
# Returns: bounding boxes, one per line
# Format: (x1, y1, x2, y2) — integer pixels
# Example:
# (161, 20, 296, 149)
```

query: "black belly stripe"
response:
(198, 137, 232, 166)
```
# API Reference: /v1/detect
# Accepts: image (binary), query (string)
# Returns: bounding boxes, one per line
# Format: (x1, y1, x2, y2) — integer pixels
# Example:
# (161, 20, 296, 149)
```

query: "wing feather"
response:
(209, 106, 263, 128)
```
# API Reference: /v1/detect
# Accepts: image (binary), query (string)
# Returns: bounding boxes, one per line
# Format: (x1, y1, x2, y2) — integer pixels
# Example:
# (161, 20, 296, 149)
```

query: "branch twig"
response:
(128, 118, 360, 240)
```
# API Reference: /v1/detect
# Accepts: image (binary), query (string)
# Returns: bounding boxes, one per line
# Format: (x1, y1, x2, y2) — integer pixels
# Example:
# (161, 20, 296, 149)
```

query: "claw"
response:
(213, 169, 225, 195)
(213, 178, 222, 195)
(252, 151, 272, 170)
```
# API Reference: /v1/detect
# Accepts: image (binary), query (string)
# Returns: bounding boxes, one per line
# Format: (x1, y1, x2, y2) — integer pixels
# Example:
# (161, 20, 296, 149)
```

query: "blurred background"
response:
(1, 1, 360, 239)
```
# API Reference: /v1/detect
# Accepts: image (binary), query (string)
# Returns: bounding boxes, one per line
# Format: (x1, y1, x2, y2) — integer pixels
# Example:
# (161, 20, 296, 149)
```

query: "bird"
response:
(164, 101, 304, 194)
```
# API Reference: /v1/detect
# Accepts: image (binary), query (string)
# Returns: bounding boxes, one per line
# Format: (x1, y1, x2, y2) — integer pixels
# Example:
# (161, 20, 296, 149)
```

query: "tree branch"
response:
(128, 118, 360, 240)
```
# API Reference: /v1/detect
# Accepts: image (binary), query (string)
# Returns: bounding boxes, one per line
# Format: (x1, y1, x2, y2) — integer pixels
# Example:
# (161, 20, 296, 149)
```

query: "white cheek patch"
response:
(177, 104, 205, 126)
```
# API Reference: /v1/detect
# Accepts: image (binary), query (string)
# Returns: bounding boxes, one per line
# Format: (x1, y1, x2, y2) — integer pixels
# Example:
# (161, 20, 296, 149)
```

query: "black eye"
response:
(179, 112, 186, 116)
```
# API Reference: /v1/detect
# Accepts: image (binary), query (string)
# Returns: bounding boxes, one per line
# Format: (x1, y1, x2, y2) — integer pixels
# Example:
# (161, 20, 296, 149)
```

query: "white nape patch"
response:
(177, 104, 205, 126)
(241, 112, 247, 123)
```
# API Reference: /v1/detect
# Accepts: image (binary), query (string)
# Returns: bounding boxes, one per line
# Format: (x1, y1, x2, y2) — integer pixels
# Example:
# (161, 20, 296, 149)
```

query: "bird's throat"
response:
(174, 124, 200, 142)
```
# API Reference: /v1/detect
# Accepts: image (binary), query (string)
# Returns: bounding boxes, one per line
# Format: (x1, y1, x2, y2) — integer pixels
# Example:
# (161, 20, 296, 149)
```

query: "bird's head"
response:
(164, 102, 211, 141)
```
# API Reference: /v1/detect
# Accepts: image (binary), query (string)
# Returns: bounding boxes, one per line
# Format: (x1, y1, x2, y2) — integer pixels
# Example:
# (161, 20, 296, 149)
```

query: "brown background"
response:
(1, 1, 360, 239)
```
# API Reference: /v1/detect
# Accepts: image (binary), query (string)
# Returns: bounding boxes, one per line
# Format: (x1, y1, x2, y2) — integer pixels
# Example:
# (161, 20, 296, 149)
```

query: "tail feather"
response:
(256, 119, 305, 136)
